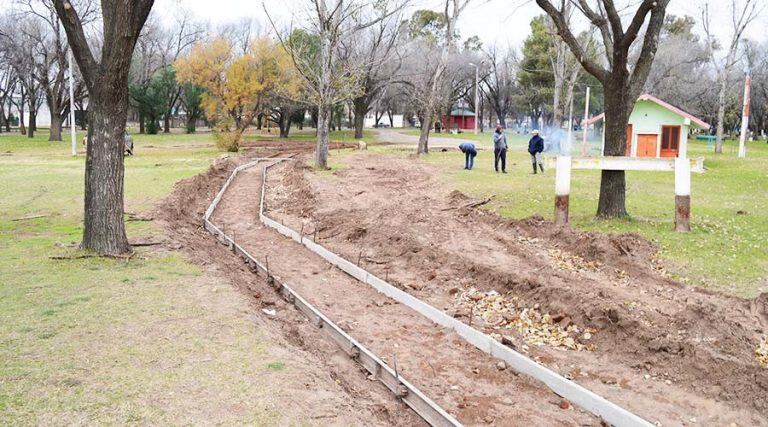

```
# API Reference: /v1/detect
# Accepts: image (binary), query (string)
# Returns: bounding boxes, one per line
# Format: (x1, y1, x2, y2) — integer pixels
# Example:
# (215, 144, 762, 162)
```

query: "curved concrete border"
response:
(259, 160, 653, 427)
(203, 159, 461, 427)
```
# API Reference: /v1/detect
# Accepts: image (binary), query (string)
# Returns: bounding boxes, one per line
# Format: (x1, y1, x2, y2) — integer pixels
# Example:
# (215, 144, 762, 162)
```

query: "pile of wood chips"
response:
(757, 339, 768, 368)
(453, 288, 594, 351)
(547, 248, 601, 273)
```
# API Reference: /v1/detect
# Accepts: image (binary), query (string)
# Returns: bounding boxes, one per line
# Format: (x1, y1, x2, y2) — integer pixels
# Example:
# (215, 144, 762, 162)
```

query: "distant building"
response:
(364, 112, 403, 128)
(441, 107, 476, 132)
(586, 94, 710, 158)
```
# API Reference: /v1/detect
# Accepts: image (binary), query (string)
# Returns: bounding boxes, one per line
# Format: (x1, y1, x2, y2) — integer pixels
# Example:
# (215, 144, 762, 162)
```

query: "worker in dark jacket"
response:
(492, 124, 508, 173)
(458, 142, 477, 170)
(528, 130, 545, 174)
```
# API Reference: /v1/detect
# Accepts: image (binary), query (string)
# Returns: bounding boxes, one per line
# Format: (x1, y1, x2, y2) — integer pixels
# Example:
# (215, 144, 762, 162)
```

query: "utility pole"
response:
(581, 86, 590, 156)
(469, 62, 480, 135)
(68, 50, 76, 157)
(738, 74, 751, 158)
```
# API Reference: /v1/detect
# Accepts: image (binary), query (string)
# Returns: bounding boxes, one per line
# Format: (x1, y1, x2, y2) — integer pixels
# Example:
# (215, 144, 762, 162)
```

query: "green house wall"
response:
(627, 100, 690, 158)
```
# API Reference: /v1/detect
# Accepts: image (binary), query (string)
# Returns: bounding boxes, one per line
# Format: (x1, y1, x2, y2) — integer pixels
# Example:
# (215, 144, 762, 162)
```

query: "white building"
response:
(364, 112, 403, 128)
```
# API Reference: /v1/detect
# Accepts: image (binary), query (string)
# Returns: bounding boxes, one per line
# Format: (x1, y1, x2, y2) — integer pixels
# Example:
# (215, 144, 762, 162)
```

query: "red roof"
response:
(581, 94, 710, 129)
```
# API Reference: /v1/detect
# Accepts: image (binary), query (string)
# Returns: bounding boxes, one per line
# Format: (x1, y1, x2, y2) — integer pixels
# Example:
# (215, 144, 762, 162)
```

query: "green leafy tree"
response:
(180, 82, 204, 133)
(517, 16, 554, 127)
(130, 66, 176, 134)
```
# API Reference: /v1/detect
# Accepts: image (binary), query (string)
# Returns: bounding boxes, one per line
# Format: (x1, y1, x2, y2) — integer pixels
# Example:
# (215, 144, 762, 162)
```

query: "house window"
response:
(661, 126, 681, 151)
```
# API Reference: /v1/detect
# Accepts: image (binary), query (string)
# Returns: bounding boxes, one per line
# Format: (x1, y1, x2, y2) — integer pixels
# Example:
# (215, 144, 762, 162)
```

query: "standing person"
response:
(528, 130, 545, 174)
(493, 124, 508, 173)
(458, 142, 477, 170)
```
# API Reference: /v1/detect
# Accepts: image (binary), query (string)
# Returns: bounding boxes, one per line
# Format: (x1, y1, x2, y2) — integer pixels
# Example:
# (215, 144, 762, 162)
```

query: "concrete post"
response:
(554, 156, 571, 226)
(674, 157, 691, 232)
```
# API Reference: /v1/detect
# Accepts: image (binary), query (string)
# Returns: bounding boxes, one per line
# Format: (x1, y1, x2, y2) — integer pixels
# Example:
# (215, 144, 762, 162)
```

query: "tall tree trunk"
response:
(714, 73, 727, 154)
(417, 113, 432, 154)
(279, 110, 292, 138)
(352, 98, 366, 139)
(19, 105, 26, 135)
(316, 104, 330, 169)
(0, 108, 5, 133)
(28, 111, 36, 138)
(138, 111, 145, 134)
(49, 114, 63, 141)
(81, 87, 131, 255)
(163, 114, 170, 133)
(4, 101, 10, 132)
(186, 115, 196, 134)
(596, 79, 630, 218)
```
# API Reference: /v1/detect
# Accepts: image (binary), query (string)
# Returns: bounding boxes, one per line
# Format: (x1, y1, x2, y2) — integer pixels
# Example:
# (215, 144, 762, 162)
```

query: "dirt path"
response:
(156, 145, 421, 426)
(211, 160, 602, 425)
(375, 129, 487, 150)
(267, 153, 768, 427)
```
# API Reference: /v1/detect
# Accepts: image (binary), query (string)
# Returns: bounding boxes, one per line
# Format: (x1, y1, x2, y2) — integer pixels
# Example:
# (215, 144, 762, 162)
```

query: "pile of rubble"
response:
(452, 288, 594, 351)
(757, 339, 768, 368)
(547, 248, 601, 273)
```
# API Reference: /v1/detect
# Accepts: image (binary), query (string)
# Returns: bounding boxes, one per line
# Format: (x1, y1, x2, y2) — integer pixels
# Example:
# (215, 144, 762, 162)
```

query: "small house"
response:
(586, 94, 710, 158)
(441, 107, 476, 132)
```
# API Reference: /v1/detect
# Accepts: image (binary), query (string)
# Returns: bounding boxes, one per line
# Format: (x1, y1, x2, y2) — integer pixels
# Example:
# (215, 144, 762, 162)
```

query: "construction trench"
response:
(158, 145, 768, 426)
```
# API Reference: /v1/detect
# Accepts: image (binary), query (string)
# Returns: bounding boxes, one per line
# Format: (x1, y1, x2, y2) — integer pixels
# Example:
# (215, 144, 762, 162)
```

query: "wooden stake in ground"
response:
(53, 0, 155, 255)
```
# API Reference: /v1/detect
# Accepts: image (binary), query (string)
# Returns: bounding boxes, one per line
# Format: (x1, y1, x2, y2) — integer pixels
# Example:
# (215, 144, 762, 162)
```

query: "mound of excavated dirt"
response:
(267, 152, 768, 425)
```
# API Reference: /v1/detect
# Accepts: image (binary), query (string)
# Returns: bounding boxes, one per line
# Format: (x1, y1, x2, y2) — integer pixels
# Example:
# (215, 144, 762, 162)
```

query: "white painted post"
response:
(68, 50, 76, 157)
(566, 95, 573, 154)
(554, 156, 571, 226)
(738, 75, 751, 159)
(674, 157, 691, 232)
(680, 118, 690, 159)
(581, 86, 590, 156)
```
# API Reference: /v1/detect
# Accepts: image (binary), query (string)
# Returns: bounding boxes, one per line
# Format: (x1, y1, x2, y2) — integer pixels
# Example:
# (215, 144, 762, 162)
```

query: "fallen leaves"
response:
(453, 287, 594, 351)
(757, 339, 768, 368)
(548, 248, 601, 273)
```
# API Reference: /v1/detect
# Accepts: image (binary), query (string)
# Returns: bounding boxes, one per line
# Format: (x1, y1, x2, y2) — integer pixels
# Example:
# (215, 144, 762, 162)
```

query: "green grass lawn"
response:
(0, 129, 307, 424)
(401, 137, 767, 297)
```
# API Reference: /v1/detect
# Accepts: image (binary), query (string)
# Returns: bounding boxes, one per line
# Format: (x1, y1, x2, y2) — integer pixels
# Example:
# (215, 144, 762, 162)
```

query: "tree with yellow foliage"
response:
(176, 37, 293, 151)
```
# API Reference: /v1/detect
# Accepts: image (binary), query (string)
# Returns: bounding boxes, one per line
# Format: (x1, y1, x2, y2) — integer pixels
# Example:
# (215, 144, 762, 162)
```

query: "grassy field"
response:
(393, 131, 766, 297)
(0, 129, 339, 425)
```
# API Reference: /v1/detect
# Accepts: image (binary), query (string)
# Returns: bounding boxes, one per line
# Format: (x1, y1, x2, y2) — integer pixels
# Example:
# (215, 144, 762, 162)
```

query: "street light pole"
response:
(469, 62, 480, 135)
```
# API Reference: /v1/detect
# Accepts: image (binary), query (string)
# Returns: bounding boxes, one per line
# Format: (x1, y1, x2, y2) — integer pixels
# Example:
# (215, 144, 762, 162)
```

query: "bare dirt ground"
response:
(155, 142, 421, 426)
(266, 152, 768, 426)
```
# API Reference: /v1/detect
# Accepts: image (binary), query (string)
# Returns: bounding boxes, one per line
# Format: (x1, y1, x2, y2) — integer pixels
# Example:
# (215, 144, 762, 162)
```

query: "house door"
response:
(625, 124, 633, 156)
(661, 125, 681, 157)
(636, 134, 658, 158)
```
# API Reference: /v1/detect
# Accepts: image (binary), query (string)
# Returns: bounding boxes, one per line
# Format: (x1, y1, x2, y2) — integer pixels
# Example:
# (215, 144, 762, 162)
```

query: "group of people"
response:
(458, 125, 545, 174)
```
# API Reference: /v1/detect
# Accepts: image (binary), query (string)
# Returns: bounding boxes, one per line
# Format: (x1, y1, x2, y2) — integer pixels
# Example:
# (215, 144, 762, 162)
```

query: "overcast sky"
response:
(153, 0, 767, 49)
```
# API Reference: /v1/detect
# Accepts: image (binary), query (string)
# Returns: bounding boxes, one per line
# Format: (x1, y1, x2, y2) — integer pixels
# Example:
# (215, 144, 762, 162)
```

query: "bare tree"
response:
(483, 45, 518, 126)
(54, 0, 155, 255)
(536, 0, 671, 218)
(645, 15, 711, 118)
(0, 43, 18, 133)
(349, 10, 404, 139)
(269, 0, 405, 169)
(702, 0, 763, 153)
(546, 2, 581, 126)
(415, 0, 471, 155)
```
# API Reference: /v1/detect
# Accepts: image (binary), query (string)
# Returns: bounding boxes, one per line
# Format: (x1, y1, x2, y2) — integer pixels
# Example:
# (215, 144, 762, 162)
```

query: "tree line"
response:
(0, 0, 763, 254)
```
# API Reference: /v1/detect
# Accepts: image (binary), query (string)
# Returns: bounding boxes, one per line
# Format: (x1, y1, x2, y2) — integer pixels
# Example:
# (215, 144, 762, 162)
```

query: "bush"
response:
(214, 131, 240, 152)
